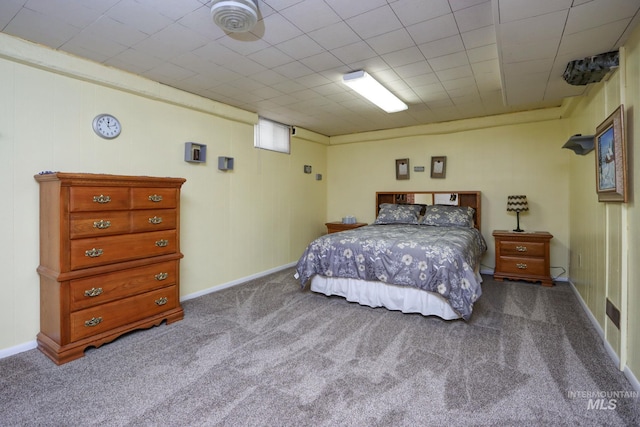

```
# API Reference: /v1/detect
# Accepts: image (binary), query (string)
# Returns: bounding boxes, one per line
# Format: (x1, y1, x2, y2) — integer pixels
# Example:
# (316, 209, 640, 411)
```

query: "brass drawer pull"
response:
(84, 287, 103, 297)
(85, 248, 103, 257)
(85, 317, 103, 327)
(148, 216, 163, 224)
(93, 219, 111, 229)
(516, 263, 527, 269)
(155, 239, 169, 247)
(148, 194, 163, 202)
(155, 297, 168, 306)
(155, 272, 169, 281)
(93, 195, 111, 204)
(515, 245, 527, 252)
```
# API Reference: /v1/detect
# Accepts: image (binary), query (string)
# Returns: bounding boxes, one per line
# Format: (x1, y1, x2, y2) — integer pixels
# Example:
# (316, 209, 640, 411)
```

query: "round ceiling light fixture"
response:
(210, 0, 259, 33)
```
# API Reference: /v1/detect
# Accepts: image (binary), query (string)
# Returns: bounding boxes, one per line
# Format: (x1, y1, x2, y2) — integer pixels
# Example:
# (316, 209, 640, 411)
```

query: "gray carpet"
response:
(1, 269, 639, 426)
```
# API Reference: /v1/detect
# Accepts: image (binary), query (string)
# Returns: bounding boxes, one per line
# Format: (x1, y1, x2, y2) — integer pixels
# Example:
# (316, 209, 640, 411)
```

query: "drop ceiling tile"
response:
(254, 12, 303, 45)
(454, 1, 493, 32)
(247, 47, 295, 69)
(148, 23, 210, 53)
(565, 0, 640, 35)
(503, 58, 553, 75)
(406, 14, 459, 45)
(418, 35, 465, 59)
(403, 73, 441, 87)
(441, 75, 476, 90)
(296, 73, 333, 88)
(222, 55, 268, 77)
(299, 52, 344, 72)
(275, 34, 325, 60)
(331, 41, 379, 64)
(217, 34, 271, 56)
(559, 19, 633, 57)
(461, 25, 496, 49)
(4, 8, 78, 48)
(133, 0, 203, 21)
(449, 0, 490, 12)
(323, 0, 388, 20)
(105, 48, 165, 74)
(436, 65, 474, 81)
(428, 51, 469, 71)
(279, 0, 341, 32)
(467, 44, 498, 63)
(381, 47, 425, 68)
(81, 16, 149, 48)
(106, 1, 174, 35)
(346, 5, 403, 39)
(307, 22, 361, 50)
(394, 61, 434, 79)
(62, 33, 128, 62)
(367, 29, 415, 55)
(272, 61, 315, 79)
(145, 62, 196, 82)
(389, 0, 451, 26)
(501, 38, 558, 63)
(497, 0, 572, 23)
(499, 10, 568, 46)
(0, 1, 24, 29)
(249, 69, 290, 86)
(21, 0, 107, 27)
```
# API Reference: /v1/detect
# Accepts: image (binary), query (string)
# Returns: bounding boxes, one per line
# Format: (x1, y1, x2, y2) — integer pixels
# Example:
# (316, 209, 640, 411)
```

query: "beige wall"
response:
(564, 22, 640, 381)
(0, 34, 327, 352)
(325, 117, 572, 274)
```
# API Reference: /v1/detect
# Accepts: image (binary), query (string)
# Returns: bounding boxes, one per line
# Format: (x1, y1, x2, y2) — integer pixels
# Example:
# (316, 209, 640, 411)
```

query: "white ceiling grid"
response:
(1, 0, 638, 136)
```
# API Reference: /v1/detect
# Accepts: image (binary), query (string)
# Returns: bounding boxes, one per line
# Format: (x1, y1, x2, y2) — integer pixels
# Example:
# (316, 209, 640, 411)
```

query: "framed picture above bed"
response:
(595, 105, 627, 202)
(431, 156, 446, 178)
(396, 158, 410, 180)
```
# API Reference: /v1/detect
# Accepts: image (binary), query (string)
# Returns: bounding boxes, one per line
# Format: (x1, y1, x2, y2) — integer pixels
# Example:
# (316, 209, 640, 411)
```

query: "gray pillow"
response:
(374, 203, 421, 224)
(420, 205, 475, 228)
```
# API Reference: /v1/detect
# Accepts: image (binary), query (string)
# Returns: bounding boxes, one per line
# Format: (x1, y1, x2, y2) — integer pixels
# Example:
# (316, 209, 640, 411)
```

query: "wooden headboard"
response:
(376, 191, 482, 232)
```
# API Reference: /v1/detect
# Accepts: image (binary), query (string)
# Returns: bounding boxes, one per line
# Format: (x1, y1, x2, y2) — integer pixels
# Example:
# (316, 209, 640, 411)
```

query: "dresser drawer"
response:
(499, 240, 545, 257)
(131, 209, 177, 232)
(70, 286, 178, 342)
(131, 188, 177, 209)
(70, 211, 130, 239)
(69, 187, 130, 212)
(69, 260, 177, 311)
(497, 256, 546, 276)
(70, 230, 177, 270)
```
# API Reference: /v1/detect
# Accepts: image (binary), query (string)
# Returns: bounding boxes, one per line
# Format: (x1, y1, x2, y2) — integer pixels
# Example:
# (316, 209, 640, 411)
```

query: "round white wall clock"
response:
(92, 114, 122, 139)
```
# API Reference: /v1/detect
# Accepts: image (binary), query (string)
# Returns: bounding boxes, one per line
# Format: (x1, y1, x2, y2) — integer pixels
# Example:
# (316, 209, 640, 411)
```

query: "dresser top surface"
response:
(492, 230, 553, 238)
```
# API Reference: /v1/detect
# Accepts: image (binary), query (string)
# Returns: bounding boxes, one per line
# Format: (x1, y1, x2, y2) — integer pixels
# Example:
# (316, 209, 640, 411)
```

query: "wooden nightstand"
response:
(325, 222, 367, 234)
(493, 230, 553, 286)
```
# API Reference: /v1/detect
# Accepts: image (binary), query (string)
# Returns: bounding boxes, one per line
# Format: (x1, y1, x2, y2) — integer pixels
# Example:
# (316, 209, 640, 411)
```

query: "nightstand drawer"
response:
(497, 256, 546, 276)
(499, 241, 545, 257)
(492, 230, 553, 286)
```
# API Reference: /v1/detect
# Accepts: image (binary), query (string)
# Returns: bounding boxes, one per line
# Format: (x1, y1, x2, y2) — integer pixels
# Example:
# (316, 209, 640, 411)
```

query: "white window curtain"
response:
(254, 117, 290, 154)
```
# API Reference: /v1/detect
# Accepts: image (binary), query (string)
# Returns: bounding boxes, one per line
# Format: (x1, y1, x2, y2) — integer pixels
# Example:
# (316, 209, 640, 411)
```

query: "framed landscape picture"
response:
(595, 105, 627, 202)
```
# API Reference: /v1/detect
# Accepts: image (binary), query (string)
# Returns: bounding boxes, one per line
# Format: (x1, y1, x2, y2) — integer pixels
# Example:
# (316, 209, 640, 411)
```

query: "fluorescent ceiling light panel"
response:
(343, 70, 408, 113)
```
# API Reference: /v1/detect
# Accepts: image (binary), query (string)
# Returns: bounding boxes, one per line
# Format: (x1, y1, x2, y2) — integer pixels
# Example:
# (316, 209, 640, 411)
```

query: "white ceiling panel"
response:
(1, 0, 639, 136)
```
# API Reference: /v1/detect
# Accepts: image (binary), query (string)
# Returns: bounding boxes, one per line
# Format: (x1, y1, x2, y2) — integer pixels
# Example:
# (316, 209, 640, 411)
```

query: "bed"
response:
(294, 191, 487, 320)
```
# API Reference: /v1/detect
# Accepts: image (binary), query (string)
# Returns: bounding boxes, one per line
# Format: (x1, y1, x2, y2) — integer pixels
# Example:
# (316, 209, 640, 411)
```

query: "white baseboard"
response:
(0, 341, 37, 360)
(567, 279, 640, 394)
(181, 262, 297, 302)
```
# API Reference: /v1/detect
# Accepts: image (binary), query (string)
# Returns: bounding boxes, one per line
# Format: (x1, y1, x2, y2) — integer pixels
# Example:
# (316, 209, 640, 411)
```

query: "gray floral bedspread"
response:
(295, 224, 487, 320)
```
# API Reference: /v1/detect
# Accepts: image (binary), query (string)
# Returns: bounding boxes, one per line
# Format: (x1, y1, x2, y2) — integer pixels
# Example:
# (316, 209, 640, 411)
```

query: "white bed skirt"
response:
(310, 276, 461, 320)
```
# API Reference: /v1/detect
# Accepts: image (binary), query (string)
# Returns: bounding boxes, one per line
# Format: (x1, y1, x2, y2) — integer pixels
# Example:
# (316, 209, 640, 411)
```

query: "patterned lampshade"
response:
(506, 195, 529, 212)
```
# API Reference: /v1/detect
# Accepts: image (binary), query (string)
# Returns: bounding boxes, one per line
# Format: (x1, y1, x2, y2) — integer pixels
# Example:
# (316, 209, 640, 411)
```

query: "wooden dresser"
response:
(35, 172, 186, 364)
(493, 230, 553, 286)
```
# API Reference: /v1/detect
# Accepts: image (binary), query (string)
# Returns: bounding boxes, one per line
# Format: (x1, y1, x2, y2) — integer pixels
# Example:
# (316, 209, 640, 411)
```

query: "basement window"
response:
(254, 117, 290, 154)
